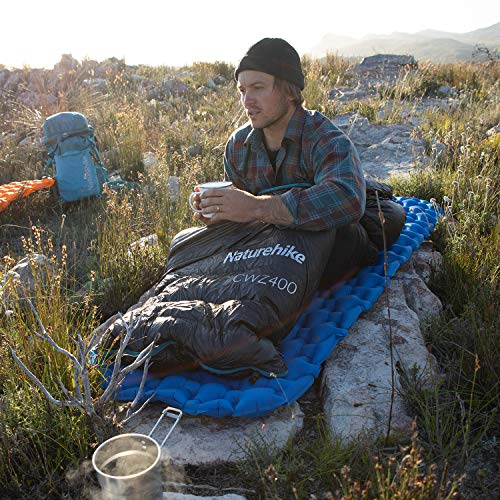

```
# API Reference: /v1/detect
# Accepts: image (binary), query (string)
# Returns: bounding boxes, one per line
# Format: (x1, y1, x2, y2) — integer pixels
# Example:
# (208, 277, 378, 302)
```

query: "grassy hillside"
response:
(0, 56, 498, 498)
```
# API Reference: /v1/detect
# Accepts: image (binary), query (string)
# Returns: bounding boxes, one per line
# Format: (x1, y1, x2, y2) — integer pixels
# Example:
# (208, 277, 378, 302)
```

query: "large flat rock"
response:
(321, 249, 441, 440)
(331, 113, 427, 179)
(125, 402, 303, 466)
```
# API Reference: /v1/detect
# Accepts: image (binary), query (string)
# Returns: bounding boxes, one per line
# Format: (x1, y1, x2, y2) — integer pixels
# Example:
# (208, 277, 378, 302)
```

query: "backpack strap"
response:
(87, 135, 108, 184)
(45, 144, 57, 177)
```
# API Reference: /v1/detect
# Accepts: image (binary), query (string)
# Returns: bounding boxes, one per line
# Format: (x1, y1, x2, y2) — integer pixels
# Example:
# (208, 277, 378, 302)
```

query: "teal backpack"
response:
(43, 112, 108, 202)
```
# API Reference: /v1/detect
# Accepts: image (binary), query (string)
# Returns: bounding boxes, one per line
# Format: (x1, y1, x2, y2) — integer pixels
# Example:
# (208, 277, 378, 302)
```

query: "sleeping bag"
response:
(103, 221, 337, 378)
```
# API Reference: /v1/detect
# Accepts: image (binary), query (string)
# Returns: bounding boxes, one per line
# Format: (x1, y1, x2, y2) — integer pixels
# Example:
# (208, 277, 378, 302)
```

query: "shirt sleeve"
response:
(223, 135, 247, 189)
(279, 132, 366, 231)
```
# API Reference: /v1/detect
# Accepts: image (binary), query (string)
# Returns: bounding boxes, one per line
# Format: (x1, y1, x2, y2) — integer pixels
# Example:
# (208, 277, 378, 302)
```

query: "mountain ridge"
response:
(309, 22, 500, 62)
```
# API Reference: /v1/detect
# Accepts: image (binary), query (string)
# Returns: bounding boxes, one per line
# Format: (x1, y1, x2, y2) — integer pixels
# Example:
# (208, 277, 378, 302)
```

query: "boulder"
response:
(3, 70, 22, 92)
(357, 54, 418, 73)
(162, 78, 189, 97)
(213, 75, 227, 86)
(94, 57, 123, 78)
(206, 78, 220, 92)
(321, 247, 441, 441)
(54, 54, 79, 73)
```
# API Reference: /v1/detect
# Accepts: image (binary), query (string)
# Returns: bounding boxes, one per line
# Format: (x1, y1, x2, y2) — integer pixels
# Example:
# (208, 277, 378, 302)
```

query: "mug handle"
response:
(188, 191, 202, 213)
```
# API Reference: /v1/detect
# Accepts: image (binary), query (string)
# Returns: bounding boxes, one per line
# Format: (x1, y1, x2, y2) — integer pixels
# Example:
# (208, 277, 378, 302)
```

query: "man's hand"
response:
(192, 186, 294, 226)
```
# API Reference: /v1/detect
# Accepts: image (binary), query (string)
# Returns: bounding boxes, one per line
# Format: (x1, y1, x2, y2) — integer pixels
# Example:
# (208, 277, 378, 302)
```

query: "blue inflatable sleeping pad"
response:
(113, 197, 440, 417)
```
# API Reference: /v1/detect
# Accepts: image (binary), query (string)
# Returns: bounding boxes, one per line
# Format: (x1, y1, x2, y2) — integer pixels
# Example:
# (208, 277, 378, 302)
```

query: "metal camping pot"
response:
(92, 406, 182, 500)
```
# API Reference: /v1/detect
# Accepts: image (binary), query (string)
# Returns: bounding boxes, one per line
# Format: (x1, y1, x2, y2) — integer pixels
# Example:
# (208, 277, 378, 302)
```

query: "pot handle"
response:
(148, 406, 183, 448)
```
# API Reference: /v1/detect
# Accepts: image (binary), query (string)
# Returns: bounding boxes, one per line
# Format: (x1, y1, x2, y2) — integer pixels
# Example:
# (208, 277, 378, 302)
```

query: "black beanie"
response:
(235, 38, 305, 90)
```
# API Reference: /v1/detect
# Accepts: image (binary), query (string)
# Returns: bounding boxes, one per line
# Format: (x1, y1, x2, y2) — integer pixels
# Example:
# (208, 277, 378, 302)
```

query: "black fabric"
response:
(267, 148, 278, 169)
(104, 221, 336, 376)
(234, 38, 305, 90)
(319, 222, 379, 289)
(319, 179, 407, 289)
(361, 179, 407, 250)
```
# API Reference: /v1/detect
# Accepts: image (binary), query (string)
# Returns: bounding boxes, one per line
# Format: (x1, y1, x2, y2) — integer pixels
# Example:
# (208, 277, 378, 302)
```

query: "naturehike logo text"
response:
(223, 243, 306, 265)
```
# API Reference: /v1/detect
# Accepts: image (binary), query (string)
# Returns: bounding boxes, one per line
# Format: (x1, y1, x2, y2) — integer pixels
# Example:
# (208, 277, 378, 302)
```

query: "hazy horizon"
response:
(1, 0, 499, 69)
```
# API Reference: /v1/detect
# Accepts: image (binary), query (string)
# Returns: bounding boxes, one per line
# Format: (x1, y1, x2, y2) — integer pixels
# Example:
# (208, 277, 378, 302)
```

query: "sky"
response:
(1, 0, 499, 69)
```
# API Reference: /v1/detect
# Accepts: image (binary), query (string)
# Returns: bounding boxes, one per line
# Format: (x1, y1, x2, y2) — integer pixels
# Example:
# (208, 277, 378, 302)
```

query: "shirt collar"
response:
(243, 106, 306, 148)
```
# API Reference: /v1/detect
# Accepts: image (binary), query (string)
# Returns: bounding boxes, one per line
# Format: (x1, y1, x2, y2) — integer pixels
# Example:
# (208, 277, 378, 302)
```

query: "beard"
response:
(252, 94, 293, 131)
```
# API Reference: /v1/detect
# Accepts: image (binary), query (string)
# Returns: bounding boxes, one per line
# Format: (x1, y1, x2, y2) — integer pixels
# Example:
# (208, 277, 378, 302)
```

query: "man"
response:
(193, 37, 397, 286)
(193, 37, 365, 233)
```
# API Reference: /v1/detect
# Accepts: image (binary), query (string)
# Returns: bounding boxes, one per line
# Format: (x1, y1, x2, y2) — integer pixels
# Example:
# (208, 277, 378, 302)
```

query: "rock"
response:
(54, 54, 79, 72)
(403, 97, 460, 115)
(329, 86, 370, 102)
(128, 234, 159, 258)
(162, 78, 189, 97)
(3, 71, 22, 92)
(142, 152, 158, 170)
(125, 402, 303, 466)
(81, 59, 99, 74)
(18, 135, 38, 146)
(407, 117, 429, 128)
(186, 144, 202, 157)
(94, 57, 123, 78)
(0, 254, 57, 310)
(0, 69, 10, 89)
(213, 75, 227, 86)
(206, 78, 219, 92)
(321, 248, 441, 441)
(178, 71, 195, 79)
(429, 140, 447, 163)
(82, 78, 108, 92)
(410, 241, 442, 282)
(196, 86, 211, 97)
(376, 101, 393, 122)
(358, 54, 418, 72)
(17, 91, 41, 107)
(331, 112, 427, 179)
(437, 85, 456, 97)
(486, 125, 500, 137)
(355, 54, 418, 87)
(148, 87, 164, 100)
(131, 74, 146, 83)
(168, 176, 180, 202)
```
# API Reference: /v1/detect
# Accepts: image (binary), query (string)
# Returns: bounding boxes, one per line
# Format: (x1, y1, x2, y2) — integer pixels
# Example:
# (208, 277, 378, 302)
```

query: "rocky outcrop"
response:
(331, 112, 427, 178)
(357, 54, 418, 73)
(321, 245, 441, 440)
(126, 403, 303, 467)
(0, 54, 227, 110)
(355, 54, 418, 87)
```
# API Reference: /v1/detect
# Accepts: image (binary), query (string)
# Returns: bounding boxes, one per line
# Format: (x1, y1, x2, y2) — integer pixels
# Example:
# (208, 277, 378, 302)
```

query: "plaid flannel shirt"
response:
(224, 106, 366, 231)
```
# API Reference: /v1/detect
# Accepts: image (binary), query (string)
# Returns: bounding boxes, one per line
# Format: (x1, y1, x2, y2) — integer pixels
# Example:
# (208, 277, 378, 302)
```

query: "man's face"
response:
(237, 70, 293, 131)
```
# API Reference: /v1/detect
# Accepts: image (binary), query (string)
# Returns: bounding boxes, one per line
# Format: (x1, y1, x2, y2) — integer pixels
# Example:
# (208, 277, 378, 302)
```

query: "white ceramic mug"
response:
(189, 181, 233, 218)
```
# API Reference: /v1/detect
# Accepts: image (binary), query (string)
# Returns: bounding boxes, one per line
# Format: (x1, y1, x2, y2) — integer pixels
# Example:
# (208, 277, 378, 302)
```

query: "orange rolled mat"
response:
(0, 177, 55, 212)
